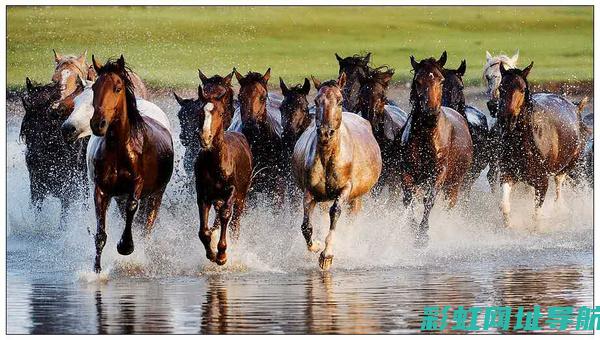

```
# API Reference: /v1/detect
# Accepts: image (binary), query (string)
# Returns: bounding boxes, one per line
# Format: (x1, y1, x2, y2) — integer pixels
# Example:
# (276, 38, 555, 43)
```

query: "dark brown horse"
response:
(279, 77, 312, 194)
(441, 59, 491, 192)
(19, 78, 89, 220)
(355, 66, 408, 197)
(231, 68, 285, 204)
(400, 52, 473, 246)
(195, 97, 253, 265)
(89, 55, 173, 273)
(496, 62, 586, 228)
(335, 52, 371, 112)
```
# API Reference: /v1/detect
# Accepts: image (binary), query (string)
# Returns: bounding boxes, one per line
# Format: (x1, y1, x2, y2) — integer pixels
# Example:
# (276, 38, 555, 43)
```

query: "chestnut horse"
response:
(195, 97, 253, 265)
(355, 66, 408, 197)
(335, 52, 371, 112)
(20, 78, 88, 220)
(496, 62, 586, 228)
(279, 77, 313, 195)
(51, 50, 94, 103)
(230, 68, 285, 204)
(441, 59, 491, 192)
(292, 73, 382, 270)
(89, 55, 173, 273)
(400, 53, 473, 247)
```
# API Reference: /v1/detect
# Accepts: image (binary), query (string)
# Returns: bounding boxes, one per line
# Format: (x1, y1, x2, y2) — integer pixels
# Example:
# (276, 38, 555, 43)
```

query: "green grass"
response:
(7, 6, 593, 90)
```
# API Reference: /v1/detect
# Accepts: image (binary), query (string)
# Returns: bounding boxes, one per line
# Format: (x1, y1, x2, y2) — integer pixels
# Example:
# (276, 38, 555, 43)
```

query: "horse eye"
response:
(115, 86, 122, 93)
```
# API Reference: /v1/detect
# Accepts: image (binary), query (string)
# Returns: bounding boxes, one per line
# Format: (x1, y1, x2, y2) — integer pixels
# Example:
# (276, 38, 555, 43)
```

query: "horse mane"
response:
(95, 58, 145, 134)
(364, 66, 394, 86)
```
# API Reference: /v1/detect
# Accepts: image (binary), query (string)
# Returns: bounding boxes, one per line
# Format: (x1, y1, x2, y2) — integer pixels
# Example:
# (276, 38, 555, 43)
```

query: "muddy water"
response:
(6, 90, 593, 334)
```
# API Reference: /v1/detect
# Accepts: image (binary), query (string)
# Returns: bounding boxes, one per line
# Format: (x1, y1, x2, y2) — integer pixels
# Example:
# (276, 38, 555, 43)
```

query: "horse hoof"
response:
(206, 251, 217, 262)
(215, 252, 227, 266)
(117, 239, 134, 256)
(414, 232, 429, 249)
(94, 264, 102, 274)
(319, 253, 334, 271)
(308, 240, 323, 253)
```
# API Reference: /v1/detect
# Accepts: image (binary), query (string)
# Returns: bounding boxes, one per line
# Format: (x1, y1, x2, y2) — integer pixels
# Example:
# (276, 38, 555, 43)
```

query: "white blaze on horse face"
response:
(501, 182, 513, 228)
(202, 102, 214, 146)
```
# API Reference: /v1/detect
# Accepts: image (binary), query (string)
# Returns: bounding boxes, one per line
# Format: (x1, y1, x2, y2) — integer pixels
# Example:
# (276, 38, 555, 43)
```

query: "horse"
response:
(355, 66, 408, 198)
(230, 68, 286, 204)
(441, 58, 491, 192)
(195, 97, 253, 266)
(19, 78, 88, 221)
(51, 50, 94, 103)
(292, 73, 382, 270)
(400, 52, 473, 247)
(174, 70, 236, 176)
(495, 62, 587, 229)
(88, 55, 173, 273)
(279, 77, 313, 195)
(335, 52, 371, 112)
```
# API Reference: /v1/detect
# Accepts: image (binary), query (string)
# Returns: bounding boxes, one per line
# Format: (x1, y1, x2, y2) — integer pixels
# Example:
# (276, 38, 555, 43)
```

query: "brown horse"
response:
(279, 77, 312, 195)
(195, 97, 253, 265)
(335, 52, 371, 112)
(89, 55, 173, 273)
(496, 62, 586, 228)
(441, 59, 491, 193)
(355, 66, 408, 197)
(292, 73, 382, 270)
(231, 68, 285, 204)
(400, 52, 473, 247)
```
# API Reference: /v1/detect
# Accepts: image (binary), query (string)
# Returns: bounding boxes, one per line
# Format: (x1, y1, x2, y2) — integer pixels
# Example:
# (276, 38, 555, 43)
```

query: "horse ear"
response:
(485, 51, 492, 61)
(92, 55, 103, 73)
(438, 51, 447, 67)
(263, 68, 271, 83)
(364, 52, 371, 64)
(223, 71, 234, 86)
(335, 53, 343, 63)
(521, 61, 533, 79)
(279, 77, 289, 96)
(337, 72, 347, 88)
(77, 50, 87, 64)
(301, 77, 311, 95)
(499, 62, 508, 76)
(233, 68, 243, 83)
(410, 56, 419, 70)
(117, 55, 125, 70)
(457, 60, 467, 77)
(172, 91, 185, 106)
(311, 75, 322, 90)
(511, 49, 520, 65)
(25, 77, 33, 91)
(198, 69, 209, 85)
(53, 49, 62, 64)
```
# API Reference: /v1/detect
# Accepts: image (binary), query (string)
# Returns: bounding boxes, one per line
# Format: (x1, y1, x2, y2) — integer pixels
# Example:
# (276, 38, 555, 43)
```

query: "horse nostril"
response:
(99, 119, 107, 130)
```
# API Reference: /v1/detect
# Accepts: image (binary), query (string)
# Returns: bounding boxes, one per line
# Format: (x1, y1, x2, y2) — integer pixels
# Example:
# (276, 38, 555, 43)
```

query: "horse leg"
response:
(93, 187, 110, 273)
(116, 194, 138, 256)
(215, 189, 235, 266)
(401, 174, 417, 229)
(143, 190, 165, 237)
(301, 191, 319, 253)
(500, 180, 514, 228)
(198, 198, 216, 262)
(445, 182, 460, 210)
(229, 198, 245, 241)
(348, 198, 362, 216)
(415, 183, 437, 248)
(554, 174, 567, 202)
(319, 185, 350, 271)
(533, 178, 549, 230)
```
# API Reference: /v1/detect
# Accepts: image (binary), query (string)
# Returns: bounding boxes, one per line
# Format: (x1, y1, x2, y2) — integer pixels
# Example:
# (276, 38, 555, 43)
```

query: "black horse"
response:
(20, 78, 89, 221)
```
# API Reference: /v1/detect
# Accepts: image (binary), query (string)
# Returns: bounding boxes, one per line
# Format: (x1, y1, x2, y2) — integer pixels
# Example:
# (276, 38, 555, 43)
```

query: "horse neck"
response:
(204, 128, 229, 166)
(342, 76, 361, 110)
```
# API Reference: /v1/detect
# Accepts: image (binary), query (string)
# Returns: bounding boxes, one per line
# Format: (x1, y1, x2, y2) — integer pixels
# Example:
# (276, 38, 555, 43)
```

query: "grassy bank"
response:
(7, 6, 593, 90)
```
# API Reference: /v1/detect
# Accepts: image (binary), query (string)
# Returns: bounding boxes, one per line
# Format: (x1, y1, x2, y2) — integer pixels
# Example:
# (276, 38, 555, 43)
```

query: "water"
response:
(6, 92, 593, 334)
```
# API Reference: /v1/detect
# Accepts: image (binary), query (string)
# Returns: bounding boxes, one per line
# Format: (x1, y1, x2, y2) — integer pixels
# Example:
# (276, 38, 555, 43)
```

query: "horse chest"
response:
(307, 153, 348, 199)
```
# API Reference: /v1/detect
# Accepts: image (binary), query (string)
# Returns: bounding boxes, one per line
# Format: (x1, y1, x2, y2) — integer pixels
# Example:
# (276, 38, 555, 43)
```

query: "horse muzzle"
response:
(317, 127, 336, 143)
(90, 117, 108, 136)
(200, 133, 213, 149)
(61, 122, 79, 143)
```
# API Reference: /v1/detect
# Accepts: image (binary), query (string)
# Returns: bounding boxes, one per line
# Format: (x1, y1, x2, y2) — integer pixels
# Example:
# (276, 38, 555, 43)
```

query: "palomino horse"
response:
(195, 97, 253, 266)
(20, 78, 88, 220)
(355, 66, 408, 197)
(89, 55, 173, 273)
(335, 52, 371, 112)
(230, 68, 285, 204)
(279, 77, 313, 195)
(441, 58, 491, 192)
(400, 53, 473, 246)
(174, 70, 236, 176)
(496, 62, 586, 228)
(292, 73, 382, 270)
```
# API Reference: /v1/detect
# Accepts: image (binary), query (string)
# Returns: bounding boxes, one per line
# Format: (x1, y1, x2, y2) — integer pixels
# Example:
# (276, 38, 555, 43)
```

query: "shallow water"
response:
(6, 94, 594, 334)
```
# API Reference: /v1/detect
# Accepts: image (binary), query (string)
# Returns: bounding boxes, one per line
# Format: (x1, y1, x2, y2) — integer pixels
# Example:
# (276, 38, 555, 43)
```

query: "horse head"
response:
(280, 77, 311, 141)
(441, 59, 467, 114)
(235, 68, 271, 132)
(51, 49, 90, 101)
(356, 66, 394, 132)
(198, 70, 235, 129)
(497, 61, 534, 132)
(483, 50, 519, 100)
(410, 51, 447, 116)
(312, 72, 346, 146)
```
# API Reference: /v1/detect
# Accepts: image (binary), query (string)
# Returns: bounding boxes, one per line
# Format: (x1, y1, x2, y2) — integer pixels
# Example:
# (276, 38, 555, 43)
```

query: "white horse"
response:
(482, 50, 519, 100)
(60, 79, 171, 180)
